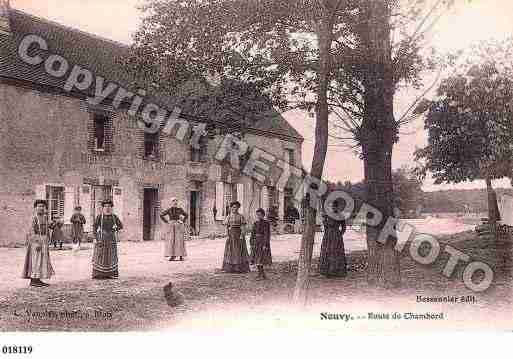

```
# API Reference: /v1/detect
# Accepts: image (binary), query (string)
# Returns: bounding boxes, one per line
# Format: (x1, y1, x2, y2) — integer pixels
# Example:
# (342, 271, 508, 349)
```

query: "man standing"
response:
(21, 200, 55, 287)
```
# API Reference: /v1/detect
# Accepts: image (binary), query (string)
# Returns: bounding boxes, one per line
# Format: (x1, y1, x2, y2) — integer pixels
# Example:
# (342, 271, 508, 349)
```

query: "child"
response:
(250, 208, 272, 280)
(70, 206, 86, 249)
(51, 217, 65, 250)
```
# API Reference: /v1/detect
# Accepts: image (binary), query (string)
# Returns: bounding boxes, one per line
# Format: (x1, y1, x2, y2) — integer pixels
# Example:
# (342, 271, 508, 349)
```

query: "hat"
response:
(230, 201, 241, 209)
(256, 208, 265, 216)
(101, 199, 114, 207)
(74, 206, 82, 211)
(33, 199, 48, 208)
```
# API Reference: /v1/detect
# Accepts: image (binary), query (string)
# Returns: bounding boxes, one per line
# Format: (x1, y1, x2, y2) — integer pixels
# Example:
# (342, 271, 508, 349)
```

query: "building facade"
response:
(0, 5, 304, 245)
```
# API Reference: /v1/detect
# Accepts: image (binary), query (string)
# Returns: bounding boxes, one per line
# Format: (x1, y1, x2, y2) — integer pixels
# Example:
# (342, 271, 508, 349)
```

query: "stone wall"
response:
(0, 81, 304, 245)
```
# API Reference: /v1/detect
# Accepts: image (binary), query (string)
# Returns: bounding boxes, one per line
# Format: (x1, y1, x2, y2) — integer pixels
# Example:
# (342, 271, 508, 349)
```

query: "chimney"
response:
(0, 0, 11, 36)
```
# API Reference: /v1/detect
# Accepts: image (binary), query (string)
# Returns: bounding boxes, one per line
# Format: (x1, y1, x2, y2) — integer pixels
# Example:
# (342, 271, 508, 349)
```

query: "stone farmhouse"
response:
(0, 2, 305, 245)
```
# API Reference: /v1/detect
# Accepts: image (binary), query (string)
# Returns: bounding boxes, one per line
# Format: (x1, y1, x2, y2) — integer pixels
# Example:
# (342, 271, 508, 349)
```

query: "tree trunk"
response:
(360, 1, 400, 288)
(486, 177, 500, 237)
(364, 139, 400, 287)
(293, 24, 331, 306)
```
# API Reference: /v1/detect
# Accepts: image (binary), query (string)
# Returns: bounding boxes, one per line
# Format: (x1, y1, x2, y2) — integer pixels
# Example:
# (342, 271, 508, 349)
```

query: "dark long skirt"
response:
(250, 236, 272, 266)
(92, 231, 118, 279)
(319, 228, 347, 277)
(222, 227, 250, 273)
(71, 224, 84, 243)
(51, 227, 65, 247)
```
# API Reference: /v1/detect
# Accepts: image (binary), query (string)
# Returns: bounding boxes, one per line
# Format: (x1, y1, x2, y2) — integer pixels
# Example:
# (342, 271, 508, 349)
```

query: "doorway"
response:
(189, 191, 201, 235)
(143, 188, 159, 241)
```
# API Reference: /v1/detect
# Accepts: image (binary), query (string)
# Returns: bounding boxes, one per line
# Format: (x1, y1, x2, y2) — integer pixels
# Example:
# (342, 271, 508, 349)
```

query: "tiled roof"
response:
(0, 9, 130, 94)
(0, 9, 303, 141)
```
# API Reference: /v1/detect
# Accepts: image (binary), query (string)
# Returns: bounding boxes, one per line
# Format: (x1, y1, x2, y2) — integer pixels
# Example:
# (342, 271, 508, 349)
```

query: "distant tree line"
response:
(327, 168, 513, 218)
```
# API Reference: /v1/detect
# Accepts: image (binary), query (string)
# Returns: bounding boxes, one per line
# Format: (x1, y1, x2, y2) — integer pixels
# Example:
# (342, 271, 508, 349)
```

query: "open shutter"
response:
(215, 181, 224, 220)
(237, 183, 245, 216)
(64, 186, 75, 224)
(35, 184, 45, 200)
(113, 187, 123, 222)
(500, 195, 513, 226)
(284, 149, 290, 166)
(80, 184, 93, 232)
(261, 186, 269, 212)
(278, 190, 285, 220)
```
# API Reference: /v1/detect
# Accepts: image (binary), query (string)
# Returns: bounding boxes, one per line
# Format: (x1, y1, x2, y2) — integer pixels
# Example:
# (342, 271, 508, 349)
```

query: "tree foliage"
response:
(415, 40, 513, 185)
(127, 0, 463, 293)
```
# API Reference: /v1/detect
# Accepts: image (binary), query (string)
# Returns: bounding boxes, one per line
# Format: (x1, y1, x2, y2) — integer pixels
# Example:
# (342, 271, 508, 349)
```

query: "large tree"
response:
(415, 41, 513, 231)
(128, 0, 461, 300)
(313, 0, 458, 287)
(128, 0, 361, 304)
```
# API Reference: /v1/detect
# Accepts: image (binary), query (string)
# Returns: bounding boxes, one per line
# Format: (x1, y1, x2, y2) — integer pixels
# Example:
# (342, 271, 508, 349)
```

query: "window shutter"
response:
(278, 190, 285, 220)
(80, 184, 93, 232)
(136, 128, 145, 158)
(284, 149, 290, 166)
(237, 183, 244, 215)
(64, 186, 75, 224)
(35, 184, 45, 200)
(113, 187, 123, 222)
(104, 115, 114, 154)
(215, 182, 225, 220)
(87, 114, 95, 152)
(261, 186, 269, 212)
(500, 195, 513, 226)
(158, 132, 164, 162)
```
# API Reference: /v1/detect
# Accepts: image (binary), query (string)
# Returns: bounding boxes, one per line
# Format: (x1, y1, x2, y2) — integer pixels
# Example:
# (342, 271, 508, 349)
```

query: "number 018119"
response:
(2, 346, 33, 354)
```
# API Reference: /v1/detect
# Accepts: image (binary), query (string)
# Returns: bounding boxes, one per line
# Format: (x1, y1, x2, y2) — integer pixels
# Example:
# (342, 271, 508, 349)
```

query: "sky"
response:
(9, 0, 513, 191)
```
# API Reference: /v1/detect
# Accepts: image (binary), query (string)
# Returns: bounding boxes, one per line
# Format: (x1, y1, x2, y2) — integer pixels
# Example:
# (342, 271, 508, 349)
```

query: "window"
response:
(90, 112, 113, 154)
(285, 148, 295, 166)
(93, 114, 107, 151)
(190, 135, 207, 162)
(144, 132, 160, 159)
(46, 186, 64, 221)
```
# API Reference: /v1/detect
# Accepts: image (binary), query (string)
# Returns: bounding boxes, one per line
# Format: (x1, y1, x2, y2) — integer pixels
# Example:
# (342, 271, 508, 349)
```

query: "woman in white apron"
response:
(21, 200, 55, 287)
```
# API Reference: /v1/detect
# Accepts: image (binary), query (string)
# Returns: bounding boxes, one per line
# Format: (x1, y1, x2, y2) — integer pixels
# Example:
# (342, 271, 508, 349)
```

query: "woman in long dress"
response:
(22, 200, 55, 287)
(92, 199, 123, 279)
(319, 202, 347, 278)
(160, 198, 188, 261)
(222, 201, 250, 273)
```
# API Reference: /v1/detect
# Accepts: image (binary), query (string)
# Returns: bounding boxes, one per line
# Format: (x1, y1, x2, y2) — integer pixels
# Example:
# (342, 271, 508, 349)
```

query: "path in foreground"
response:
(0, 217, 474, 293)
(2, 219, 503, 332)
